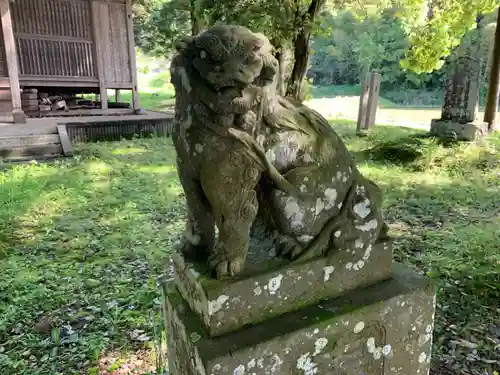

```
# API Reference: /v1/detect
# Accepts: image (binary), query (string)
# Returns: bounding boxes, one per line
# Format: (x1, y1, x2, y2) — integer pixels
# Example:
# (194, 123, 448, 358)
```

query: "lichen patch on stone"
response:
(296, 353, 317, 375)
(418, 352, 427, 363)
(284, 197, 306, 230)
(233, 364, 245, 375)
(268, 274, 284, 295)
(247, 359, 256, 369)
(356, 219, 378, 232)
(323, 188, 338, 209)
(418, 334, 432, 346)
(190, 332, 201, 343)
(323, 266, 335, 282)
(314, 198, 325, 216)
(353, 322, 365, 333)
(366, 337, 376, 353)
(208, 295, 229, 316)
(314, 338, 328, 355)
(353, 198, 371, 219)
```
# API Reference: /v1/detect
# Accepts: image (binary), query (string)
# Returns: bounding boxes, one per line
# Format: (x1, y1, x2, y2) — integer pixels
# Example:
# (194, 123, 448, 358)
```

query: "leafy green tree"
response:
(399, 0, 499, 73)
(132, 0, 498, 102)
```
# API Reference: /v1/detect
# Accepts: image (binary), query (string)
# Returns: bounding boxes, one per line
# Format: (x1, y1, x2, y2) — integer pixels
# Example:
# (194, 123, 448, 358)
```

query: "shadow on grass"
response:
(382, 177, 500, 373)
(0, 137, 184, 374)
(344, 125, 500, 373)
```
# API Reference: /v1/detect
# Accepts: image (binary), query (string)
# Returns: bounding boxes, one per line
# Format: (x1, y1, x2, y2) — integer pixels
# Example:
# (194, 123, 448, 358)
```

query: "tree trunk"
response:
(286, 0, 326, 101)
(190, 0, 202, 35)
(274, 45, 287, 97)
(271, 38, 287, 96)
(484, 8, 500, 132)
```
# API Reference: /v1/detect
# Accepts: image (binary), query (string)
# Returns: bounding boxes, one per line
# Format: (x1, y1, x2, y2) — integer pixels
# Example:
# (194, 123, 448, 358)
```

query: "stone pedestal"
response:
(163, 239, 436, 375)
(430, 119, 489, 141)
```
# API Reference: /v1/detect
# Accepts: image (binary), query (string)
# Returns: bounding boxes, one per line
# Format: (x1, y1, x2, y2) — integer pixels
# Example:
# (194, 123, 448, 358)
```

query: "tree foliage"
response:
(132, 0, 499, 99)
(399, 0, 499, 73)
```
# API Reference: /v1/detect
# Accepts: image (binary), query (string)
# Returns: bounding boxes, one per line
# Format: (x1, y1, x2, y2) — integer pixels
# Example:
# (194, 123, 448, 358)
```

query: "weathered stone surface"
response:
(165, 25, 436, 374)
(164, 263, 436, 375)
(432, 23, 486, 142)
(430, 119, 489, 141)
(173, 238, 393, 337)
(170, 25, 389, 279)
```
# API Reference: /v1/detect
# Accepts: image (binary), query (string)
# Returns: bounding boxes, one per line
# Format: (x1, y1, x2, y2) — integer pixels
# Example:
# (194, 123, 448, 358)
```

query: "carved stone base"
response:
(430, 119, 489, 141)
(163, 263, 436, 375)
(172, 239, 393, 337)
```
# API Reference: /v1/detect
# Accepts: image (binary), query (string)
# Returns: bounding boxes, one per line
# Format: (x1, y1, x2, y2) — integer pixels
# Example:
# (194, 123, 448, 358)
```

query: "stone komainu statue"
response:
(170, 25, 389, 279)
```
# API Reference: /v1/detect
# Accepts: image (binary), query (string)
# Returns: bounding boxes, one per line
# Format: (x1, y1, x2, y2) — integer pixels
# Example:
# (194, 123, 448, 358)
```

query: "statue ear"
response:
(174, 36, 194, 52)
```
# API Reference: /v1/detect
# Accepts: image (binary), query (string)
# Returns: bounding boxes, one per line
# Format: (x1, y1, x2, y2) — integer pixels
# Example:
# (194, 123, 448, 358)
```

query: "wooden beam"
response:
(38, 108, 135, 117)
(57, 124, 74, 157)
(104, 82, 134, 89)
(19, 80, 99, 88)
(0, 0, 25, 123)
(365, 71, 381, 129)
(90, 0, 108, 110)
(484, 8, 500, 132)
(356, 73, 370, 135)
(126, 0, 141, 113)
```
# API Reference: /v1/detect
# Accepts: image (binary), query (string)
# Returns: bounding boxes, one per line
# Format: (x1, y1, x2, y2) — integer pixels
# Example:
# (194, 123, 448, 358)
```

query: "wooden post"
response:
(126, 0, 141, 113)
(484, 8, 500, 132)
(115, 89, 121, 102)
(365, 72, 381, 129)
(357, 71, 381, 135)
(356, 73, 371, 135)
(90, 0, 108, 110)
(0, 0, 25, 123)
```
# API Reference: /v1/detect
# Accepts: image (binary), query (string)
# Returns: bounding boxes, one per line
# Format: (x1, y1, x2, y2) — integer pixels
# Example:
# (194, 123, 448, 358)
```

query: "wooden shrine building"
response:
(0, 0, 140, 123)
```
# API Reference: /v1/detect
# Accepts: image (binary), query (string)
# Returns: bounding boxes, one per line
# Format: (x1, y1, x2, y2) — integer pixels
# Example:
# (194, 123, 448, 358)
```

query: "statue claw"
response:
(275, 234, 304, 260)
(208, 253, 245, 279)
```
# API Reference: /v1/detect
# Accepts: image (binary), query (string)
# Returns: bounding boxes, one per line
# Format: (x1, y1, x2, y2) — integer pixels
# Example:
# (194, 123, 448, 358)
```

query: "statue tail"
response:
(227, 127, 301, 198)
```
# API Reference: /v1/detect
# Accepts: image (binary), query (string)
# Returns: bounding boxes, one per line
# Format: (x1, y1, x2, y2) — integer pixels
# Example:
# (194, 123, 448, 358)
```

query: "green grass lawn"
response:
(0, 122, 499, 374)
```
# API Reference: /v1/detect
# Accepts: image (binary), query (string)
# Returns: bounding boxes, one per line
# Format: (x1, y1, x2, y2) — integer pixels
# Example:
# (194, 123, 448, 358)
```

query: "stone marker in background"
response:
(164, 25, 436, 375)
(357, 71, 381, 135)
(430, 20, 489, 141)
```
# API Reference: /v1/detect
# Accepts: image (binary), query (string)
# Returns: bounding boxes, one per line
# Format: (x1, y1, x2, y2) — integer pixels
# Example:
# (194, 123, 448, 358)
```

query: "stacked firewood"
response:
(38, 92, 68, 112)
(21, 89, 69, 113)
(20, 90, 132, 114)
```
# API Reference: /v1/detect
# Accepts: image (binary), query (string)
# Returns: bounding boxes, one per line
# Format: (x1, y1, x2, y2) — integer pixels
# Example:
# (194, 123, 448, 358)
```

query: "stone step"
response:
(163, 263, 436, 375)
(0, 134, 60, 148)
(172, 239, 393, 338)
(0, 143, 63, 161)
(0, 155, 62, 168)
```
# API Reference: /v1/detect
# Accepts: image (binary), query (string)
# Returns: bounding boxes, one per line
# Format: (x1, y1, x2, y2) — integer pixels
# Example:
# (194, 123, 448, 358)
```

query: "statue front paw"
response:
(275, 234, 304, 260)
(208, 251, 246, 279)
